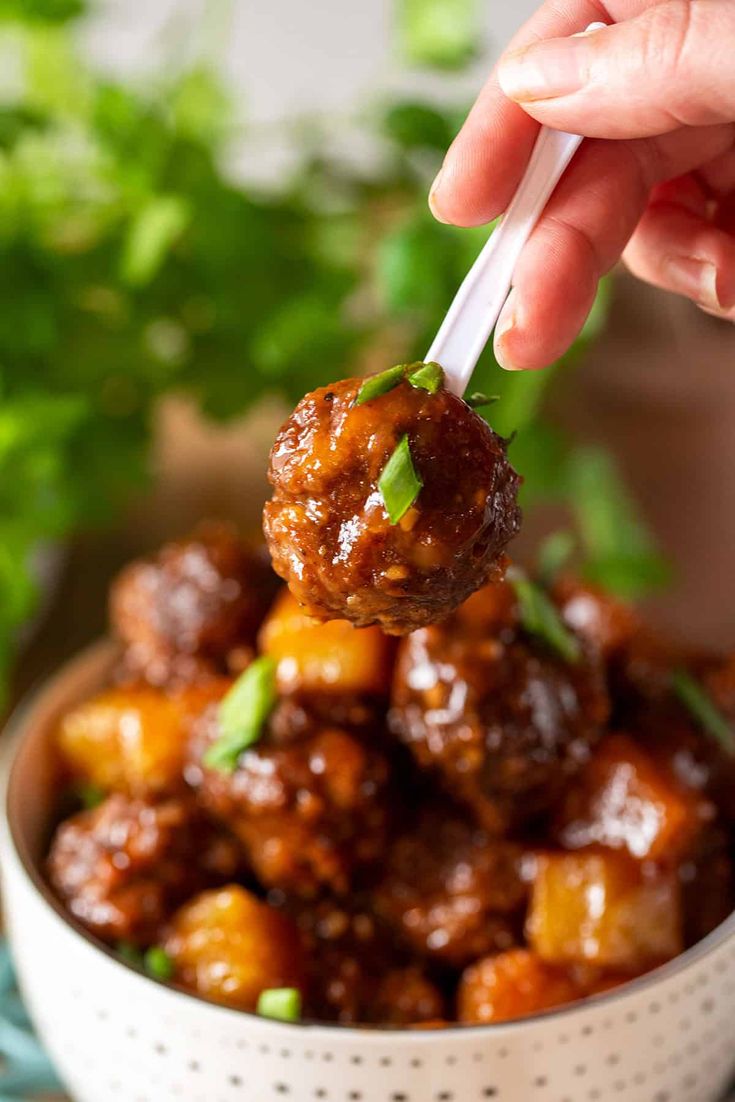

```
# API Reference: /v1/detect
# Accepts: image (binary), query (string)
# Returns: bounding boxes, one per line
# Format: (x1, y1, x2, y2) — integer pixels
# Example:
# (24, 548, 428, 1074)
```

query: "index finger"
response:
(431, 0, 662, 227)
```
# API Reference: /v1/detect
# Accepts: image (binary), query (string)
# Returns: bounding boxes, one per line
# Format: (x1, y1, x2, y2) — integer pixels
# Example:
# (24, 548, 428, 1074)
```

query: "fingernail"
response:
(494, 293, 523, 370)
(429, 167, 451, 224)
(666, 258, 723, 310)
(498, 35, 595, 102)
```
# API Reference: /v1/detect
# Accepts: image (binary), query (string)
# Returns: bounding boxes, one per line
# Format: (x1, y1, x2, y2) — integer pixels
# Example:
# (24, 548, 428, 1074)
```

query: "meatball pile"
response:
(111, 522, 278, 685)
(46, 526, 735, 1026)
(391, 579, 610, 833)
(263, 364, 521, 634)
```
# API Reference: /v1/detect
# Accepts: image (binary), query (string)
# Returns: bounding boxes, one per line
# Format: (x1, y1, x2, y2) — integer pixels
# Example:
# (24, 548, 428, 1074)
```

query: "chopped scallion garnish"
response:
(355, 364, 405, 405)
(537, 530, 577, 587)
(203, 656, 278, 772)
(116, 941, 144, 967)
(406, 361, 443, 394)
(77, 782, 106, 811)
(466, 392, 500, 410)
(355, 361, 446, 406)
(510, 570, 581, 664)
(672, 670, 735, 755)
(257, 987, 302, 1022)
(144, 946, 174, 981)
(378, 434, 423, 524)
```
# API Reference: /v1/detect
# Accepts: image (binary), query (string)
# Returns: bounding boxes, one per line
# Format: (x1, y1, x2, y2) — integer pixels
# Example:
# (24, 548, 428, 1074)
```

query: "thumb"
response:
(498, 0, 735, 138)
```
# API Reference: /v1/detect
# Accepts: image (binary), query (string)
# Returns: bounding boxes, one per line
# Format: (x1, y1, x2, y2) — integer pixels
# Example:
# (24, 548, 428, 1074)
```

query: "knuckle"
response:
(544, 213, 604, 275)
(643, 0, 694, 76)
(640, 0, 723, 126)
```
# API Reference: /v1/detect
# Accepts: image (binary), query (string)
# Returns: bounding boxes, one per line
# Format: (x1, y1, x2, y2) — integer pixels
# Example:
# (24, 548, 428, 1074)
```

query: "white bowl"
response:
(2, 643, 735, 1102)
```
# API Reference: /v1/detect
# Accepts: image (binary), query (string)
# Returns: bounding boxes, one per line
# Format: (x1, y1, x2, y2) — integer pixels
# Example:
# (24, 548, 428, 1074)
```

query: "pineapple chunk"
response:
(57, 682, 226, 795)
(458, 949, 582, 1024)
(259, 588, 393, 696)
(557, 733, 704, 861)
(164, 886, 304, 1010)
(527, 850, 683, 971)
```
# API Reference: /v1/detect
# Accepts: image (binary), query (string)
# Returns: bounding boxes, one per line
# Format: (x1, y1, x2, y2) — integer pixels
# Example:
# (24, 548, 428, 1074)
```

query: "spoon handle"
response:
(428, 23, 606, 398)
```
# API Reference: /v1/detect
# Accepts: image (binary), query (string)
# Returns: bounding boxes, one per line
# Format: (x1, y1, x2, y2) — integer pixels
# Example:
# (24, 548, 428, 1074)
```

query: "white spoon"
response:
(426, 22, 607, 397)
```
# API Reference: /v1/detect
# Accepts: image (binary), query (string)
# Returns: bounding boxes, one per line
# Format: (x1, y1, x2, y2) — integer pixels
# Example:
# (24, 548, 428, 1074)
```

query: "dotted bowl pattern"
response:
(2, 644, 735, 1102)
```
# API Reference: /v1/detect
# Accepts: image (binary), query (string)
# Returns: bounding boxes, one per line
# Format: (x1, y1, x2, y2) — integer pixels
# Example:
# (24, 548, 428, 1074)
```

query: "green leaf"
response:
(381, 101, 454, 152)
(567, 446, 670, 599)
(249, 293, 359, 402)
(509, 570, 581, 664)
(25, 26, 92, 116)
(257, 988, 302, 1022)
(376, 217, 449, 315)
(121, 196, 191, 288)
(397, 0, 481, 71)
(77, 782, 106, 810)
(378, 434, 423, 524)
(406, 360, 443, 394)
(537, 531, 577, 587)
(466, 392, 499, 410)
(144, 947, 174, 982)
(0, 106, 49, 151)
(0, 0, 84, 22)
(204, 657, 278, 772)
(170, 68, 230, 143)
(356, 364, 405, 405)
(501, 424, 571, 510)
(116, 941, 144, 968)
(672, 670, 735, 756)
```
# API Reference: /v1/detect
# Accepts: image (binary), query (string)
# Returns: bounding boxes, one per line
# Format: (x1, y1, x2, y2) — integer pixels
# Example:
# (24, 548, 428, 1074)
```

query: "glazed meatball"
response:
(111, 524, 278, 685)
(47, 794, 241, 945)
(390, 580, 609, 833)
(263, 368, 521, 635)
(619, 650, 735, 824)
(552, 576, 641, 662)
(186, 697, 390, 897)
(164, 886, 305, 1011)
(281, 895, 445, 1025)
(374, 808, 526, 966)
(679, 826, 734, 946)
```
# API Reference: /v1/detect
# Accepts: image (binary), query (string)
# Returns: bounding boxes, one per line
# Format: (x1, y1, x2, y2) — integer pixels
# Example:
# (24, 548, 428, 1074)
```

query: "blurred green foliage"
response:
(0, 2, 664, 704)
(396, 0, 480, 70)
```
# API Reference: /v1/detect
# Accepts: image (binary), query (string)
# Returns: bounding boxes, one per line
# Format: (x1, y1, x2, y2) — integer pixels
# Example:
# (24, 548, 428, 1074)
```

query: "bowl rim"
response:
(3, 639, 735, 1040)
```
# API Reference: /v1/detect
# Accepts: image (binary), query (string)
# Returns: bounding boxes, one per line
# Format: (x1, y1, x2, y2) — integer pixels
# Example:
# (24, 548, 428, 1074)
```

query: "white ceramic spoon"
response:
(427, 21, 607, 397)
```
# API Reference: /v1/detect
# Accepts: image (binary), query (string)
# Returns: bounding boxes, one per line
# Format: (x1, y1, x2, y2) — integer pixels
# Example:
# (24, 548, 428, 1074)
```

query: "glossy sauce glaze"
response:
(263, 373, 521, 634)
(45, 528, 735, 1027)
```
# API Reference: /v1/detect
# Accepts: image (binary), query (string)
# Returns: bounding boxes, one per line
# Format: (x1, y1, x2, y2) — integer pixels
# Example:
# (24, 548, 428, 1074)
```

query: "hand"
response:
(429, 1, 735, 370)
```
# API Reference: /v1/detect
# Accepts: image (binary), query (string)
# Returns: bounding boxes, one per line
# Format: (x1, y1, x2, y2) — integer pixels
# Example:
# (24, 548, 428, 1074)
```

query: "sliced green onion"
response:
(466, 392, 500, 410)
(537, 530, 577, 587)
(406, 361, 443, 394)
(204, 656, 278, 772)
(77, 782, 106, 811)
(116, 941, 144, 968)
(144, 946, 174, 981)
(378, 434, 423, 524)
(257, 987, 302, 1022)
(510, 571, 581, 664)
(672, 670, 735, 756)
(355, 364, 406, 406)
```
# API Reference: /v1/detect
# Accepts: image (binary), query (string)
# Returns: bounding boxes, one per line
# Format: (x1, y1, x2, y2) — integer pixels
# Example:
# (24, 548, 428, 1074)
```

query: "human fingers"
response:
(623, 185, 735, 316)
(492, 123, 734, 368)
(497, 0, 735, 138)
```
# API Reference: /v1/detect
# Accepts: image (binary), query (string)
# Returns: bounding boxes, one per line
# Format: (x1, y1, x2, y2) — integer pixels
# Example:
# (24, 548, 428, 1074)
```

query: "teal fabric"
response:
(0, 941, 62, 1101)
